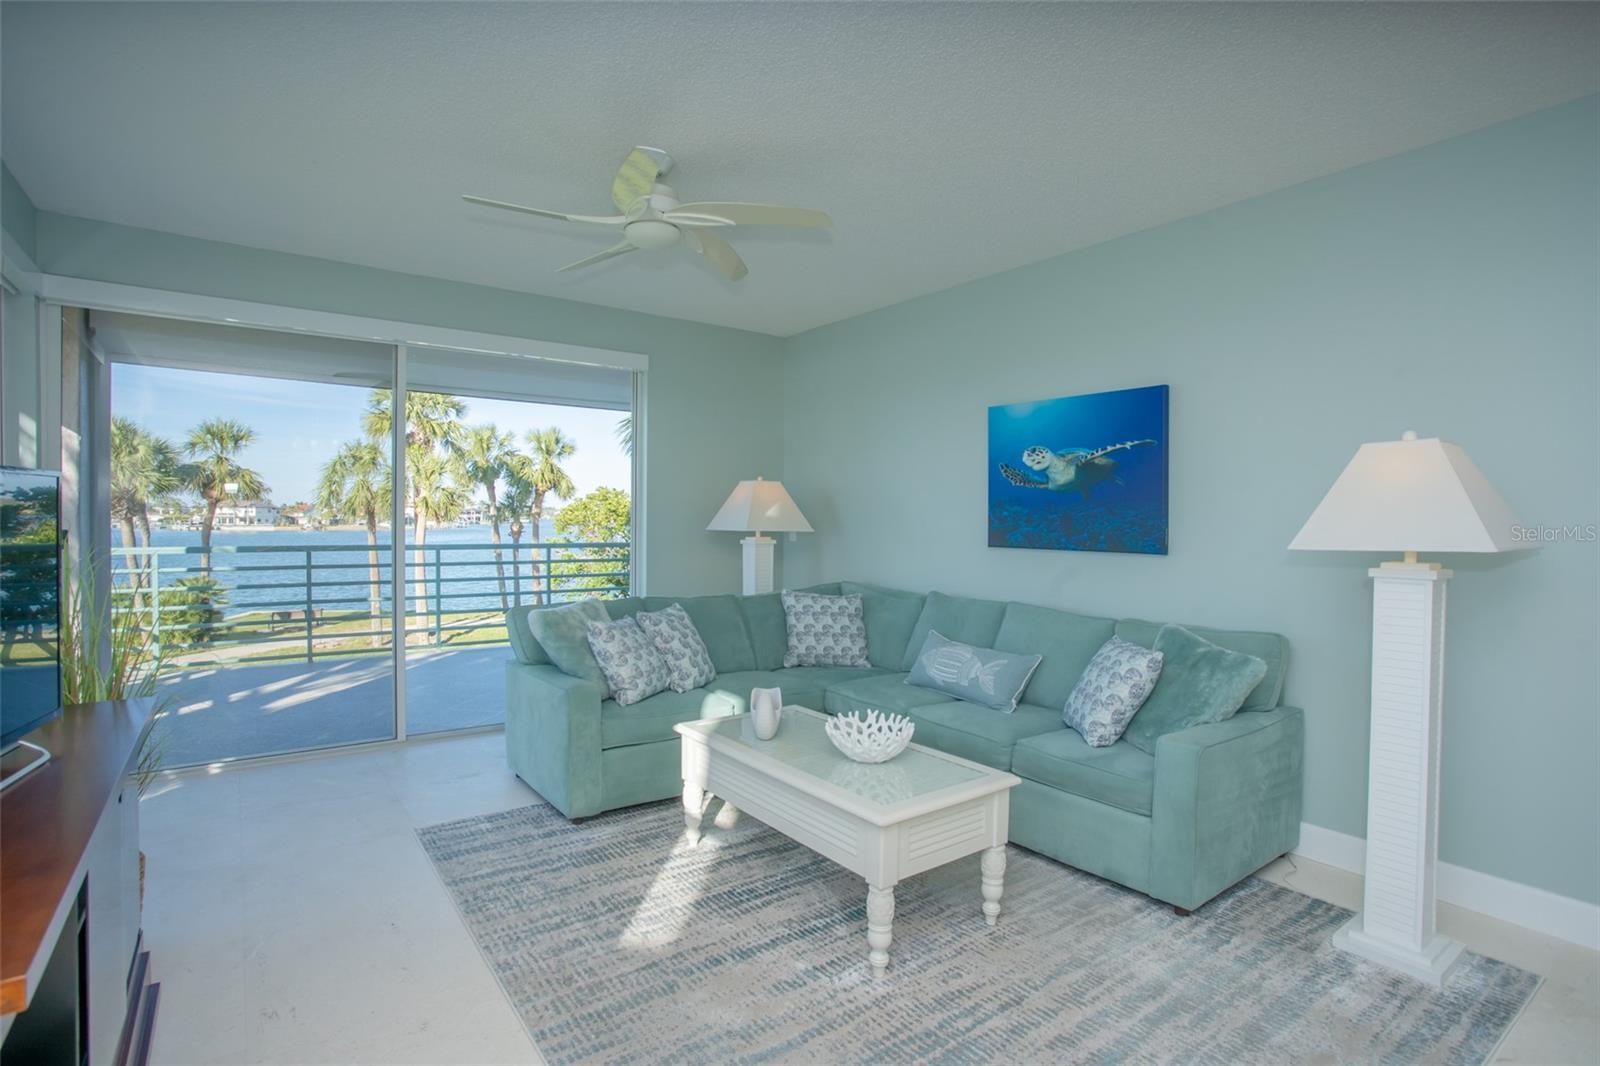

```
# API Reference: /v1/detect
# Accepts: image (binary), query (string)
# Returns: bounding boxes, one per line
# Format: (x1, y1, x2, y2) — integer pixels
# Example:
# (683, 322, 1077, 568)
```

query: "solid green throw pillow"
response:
(525, 599, 613, 699)
(1122, 624, 1268, 754)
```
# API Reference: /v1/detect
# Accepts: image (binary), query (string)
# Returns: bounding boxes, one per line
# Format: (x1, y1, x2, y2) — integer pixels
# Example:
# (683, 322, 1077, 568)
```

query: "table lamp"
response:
(1289, 430, 1526, 985)
(706, 477, 813, 595)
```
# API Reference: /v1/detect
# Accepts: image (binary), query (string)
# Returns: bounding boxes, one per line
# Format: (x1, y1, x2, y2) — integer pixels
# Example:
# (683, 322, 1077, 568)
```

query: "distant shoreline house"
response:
(214, 500, 280, 527)
(278, 502, 317, 528)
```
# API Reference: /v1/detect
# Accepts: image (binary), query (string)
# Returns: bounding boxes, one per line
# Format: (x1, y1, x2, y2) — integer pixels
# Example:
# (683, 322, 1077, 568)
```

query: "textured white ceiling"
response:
(4, 3, 1596, 337)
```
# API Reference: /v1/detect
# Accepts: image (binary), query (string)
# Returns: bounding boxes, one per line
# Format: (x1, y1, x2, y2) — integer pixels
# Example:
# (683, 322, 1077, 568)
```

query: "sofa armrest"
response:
(1148, 706, 1304, 910)
(505, 662, 604, 819)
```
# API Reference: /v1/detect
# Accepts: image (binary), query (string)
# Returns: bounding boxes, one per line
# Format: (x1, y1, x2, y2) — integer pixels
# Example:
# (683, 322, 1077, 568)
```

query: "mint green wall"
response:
(2, 162, 38, 261)
(782, 97, 1599, 903)
(32, 212, 785, 596)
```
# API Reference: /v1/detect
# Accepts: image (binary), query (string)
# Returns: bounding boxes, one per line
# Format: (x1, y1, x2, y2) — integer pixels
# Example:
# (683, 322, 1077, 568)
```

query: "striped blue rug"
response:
(418, 798, 1538, 1065)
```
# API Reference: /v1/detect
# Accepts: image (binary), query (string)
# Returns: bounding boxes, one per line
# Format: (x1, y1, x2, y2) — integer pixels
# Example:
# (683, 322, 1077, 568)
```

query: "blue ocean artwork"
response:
(988, 384, 1169, 555)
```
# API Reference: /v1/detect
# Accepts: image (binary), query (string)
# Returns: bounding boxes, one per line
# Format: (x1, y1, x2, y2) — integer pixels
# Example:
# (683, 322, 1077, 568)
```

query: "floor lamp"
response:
(706, 477, 813, 595)
(1290, 431, 1525, 986)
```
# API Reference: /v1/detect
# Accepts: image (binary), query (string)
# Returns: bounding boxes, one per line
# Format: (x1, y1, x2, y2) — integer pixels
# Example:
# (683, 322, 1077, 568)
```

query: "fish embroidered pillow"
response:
(906, 630, 1042, 713)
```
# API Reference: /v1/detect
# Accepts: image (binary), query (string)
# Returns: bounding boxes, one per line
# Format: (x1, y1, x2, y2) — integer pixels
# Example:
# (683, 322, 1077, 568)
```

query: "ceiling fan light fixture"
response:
(623, 219, 681, 250)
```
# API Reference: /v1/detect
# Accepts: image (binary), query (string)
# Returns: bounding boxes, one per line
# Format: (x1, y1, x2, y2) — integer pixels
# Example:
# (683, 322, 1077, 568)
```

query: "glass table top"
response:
(699, 708, 988, 807)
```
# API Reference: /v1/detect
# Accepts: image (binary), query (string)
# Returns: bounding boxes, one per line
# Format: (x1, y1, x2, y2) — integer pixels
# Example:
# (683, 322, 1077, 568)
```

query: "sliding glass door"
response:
(103, 313, 399, 765)
(99, 315, 635, 767)
(399, 345, 633, 735)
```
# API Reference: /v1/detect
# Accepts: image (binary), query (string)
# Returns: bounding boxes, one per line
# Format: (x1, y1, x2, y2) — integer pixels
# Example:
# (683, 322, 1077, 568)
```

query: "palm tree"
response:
(455, 424, 516, 610)
(184, 419, 267, 577)
(362, 390, 466, 624)
(315, 441, 391, 646)
(110, 419, 148, 598)
(500, 457, 534, 607)
(362, 390, 466, 456)
(407, 448, 467, 638)
(615, 415, 633, 456)
(524, 427, 576, 604)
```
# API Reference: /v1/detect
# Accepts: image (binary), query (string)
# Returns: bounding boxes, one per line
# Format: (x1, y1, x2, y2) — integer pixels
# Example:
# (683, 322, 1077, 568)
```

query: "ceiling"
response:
(4, 3, 1596, 337)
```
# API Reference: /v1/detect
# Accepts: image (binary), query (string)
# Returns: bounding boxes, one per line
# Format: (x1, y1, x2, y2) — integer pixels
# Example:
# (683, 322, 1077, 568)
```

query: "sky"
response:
(112, 364, 631, 508)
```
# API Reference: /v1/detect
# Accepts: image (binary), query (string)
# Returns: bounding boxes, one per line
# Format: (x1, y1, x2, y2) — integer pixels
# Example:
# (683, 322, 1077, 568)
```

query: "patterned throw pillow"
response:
(905, 630, 1042, 713)
(585, 616, 671, 706)
(780, 591, 870, 668)
(635, 603, 717, 693)
(1063, 637, 1165, 746)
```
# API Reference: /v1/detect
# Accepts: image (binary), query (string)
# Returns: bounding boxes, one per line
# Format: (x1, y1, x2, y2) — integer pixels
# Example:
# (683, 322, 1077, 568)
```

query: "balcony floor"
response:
(152, 644, 511, 766)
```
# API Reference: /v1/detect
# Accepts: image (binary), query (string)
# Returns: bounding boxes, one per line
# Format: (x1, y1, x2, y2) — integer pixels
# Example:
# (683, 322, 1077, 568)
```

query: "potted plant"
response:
(59, 557, 171, 907)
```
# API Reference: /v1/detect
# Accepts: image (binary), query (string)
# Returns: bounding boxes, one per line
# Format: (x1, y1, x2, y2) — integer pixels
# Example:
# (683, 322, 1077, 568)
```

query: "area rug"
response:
(417, 799, 1539, 1065)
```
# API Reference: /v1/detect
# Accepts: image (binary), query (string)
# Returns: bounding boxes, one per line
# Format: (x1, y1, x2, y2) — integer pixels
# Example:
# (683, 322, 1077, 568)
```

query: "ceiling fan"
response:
(463, 146, 830, 281)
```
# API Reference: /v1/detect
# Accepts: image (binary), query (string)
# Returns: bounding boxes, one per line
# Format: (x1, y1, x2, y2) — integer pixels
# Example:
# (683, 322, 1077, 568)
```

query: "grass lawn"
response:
(159, 608, 514, 668)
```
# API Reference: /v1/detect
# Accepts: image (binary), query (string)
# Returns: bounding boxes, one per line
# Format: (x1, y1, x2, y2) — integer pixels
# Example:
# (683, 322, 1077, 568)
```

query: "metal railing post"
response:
(150, 553, 162, 658)
(304, 549, 315, 663)
(432, 546, 443, 644)
(543, 543, 553, 604)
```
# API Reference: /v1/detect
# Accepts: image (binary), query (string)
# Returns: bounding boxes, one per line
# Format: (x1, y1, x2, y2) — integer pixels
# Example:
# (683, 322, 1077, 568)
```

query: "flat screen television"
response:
(1, 467, 63, 752)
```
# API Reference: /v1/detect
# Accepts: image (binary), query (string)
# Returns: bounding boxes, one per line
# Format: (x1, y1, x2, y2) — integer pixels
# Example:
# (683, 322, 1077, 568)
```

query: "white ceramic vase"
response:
(750, 687, 783, 740)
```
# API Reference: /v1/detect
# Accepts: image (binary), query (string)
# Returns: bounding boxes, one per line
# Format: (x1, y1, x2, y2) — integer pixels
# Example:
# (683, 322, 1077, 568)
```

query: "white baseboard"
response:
(1293, 823, 1600, 952)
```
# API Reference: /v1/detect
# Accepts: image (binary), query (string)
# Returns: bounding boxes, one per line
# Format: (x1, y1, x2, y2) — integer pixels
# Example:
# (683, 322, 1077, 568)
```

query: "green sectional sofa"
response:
(503, 582, 1303, 913)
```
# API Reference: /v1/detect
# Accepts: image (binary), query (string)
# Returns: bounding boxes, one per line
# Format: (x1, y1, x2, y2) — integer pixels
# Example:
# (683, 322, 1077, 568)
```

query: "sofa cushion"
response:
(1122, 625, 1267, 755)
(505, 605, 551, 665)
(643, 595, 757, 673)
(1010, 729, 1155, 816)
(739, 593, 789, 670)
(599, 687, 743, 749)
(1115, 618, 1287, 711)
(900, 591, 1010, 671)
(993, 603, 1117, 710)
(1063, 636, 1164, 747)
(525, 599, 612, 697)
(895, 700, 1065, 770)
(824, 672, 961, 716)
(586, 616, 671, 706)
(905, 630, 1041, 713)
(636, 603, 717, 693)
(781, 590, 870, 668)
(602, 597, 644, 620)
(841, 581, 926, 670)
(711, 667, 887, 714)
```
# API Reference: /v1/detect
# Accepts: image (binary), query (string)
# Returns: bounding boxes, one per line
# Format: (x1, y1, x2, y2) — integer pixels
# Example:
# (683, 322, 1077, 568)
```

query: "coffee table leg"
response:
(981, 845, 1007, 926)
(683, 784, 706, 846)
(866, 883, 895, 975)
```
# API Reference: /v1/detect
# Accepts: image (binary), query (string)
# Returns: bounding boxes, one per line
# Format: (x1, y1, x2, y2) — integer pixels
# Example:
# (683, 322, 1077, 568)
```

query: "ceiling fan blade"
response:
(666, 202, 831, 229)
(693, 230, 748, 281)
(556, 242, 638, 273)
(659, 212, 737, 228)
(462, 195, 625, 226)
(612, 147, 663, 212)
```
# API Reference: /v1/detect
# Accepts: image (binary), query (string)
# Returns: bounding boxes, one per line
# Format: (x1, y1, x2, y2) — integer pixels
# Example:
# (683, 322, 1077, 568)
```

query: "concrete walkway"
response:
(152, 644, 511, 766)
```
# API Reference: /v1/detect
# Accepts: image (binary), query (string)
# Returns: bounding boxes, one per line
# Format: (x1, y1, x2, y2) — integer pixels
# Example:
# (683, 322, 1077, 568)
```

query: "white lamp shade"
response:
(1289, 434, 1524, 553)
(706, 477, 814, 534)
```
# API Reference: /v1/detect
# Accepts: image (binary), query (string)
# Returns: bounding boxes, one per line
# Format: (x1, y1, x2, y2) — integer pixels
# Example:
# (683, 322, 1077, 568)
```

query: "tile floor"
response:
(139, 731, 1598, 1066)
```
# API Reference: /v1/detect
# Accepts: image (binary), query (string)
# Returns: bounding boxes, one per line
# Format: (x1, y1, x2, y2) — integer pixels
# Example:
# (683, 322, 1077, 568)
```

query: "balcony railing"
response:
(110, 540, 629, 668)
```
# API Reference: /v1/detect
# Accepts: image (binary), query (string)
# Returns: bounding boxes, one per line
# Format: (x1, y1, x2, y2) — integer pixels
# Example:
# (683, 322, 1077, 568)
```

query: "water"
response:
(987, 385, 1169, 555)
(110, 523, 625, 617)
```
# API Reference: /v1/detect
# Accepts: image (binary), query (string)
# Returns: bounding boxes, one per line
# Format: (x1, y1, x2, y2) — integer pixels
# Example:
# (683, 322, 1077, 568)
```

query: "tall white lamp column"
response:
(1290, 431, 1525, 986)
(706, 477, 814, 595)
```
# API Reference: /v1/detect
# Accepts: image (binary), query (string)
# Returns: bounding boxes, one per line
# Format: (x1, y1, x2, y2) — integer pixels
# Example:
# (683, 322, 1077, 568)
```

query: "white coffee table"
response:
(674, 705, 1021, 976)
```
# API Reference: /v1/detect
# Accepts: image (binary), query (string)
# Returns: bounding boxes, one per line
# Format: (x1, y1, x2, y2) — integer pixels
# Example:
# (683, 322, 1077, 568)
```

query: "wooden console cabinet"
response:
(1, 701, 158, 1066)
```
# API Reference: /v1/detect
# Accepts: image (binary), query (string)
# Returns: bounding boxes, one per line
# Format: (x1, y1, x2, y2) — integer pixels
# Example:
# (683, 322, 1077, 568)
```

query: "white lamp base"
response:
(1332, 914, 1464, 987)
(740, 535, 776, 595)
(1335, 563, 1463, 987)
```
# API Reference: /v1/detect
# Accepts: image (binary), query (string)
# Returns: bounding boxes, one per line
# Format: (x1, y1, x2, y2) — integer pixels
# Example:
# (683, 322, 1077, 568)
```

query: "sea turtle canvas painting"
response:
(988, 384, 1169, 554)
